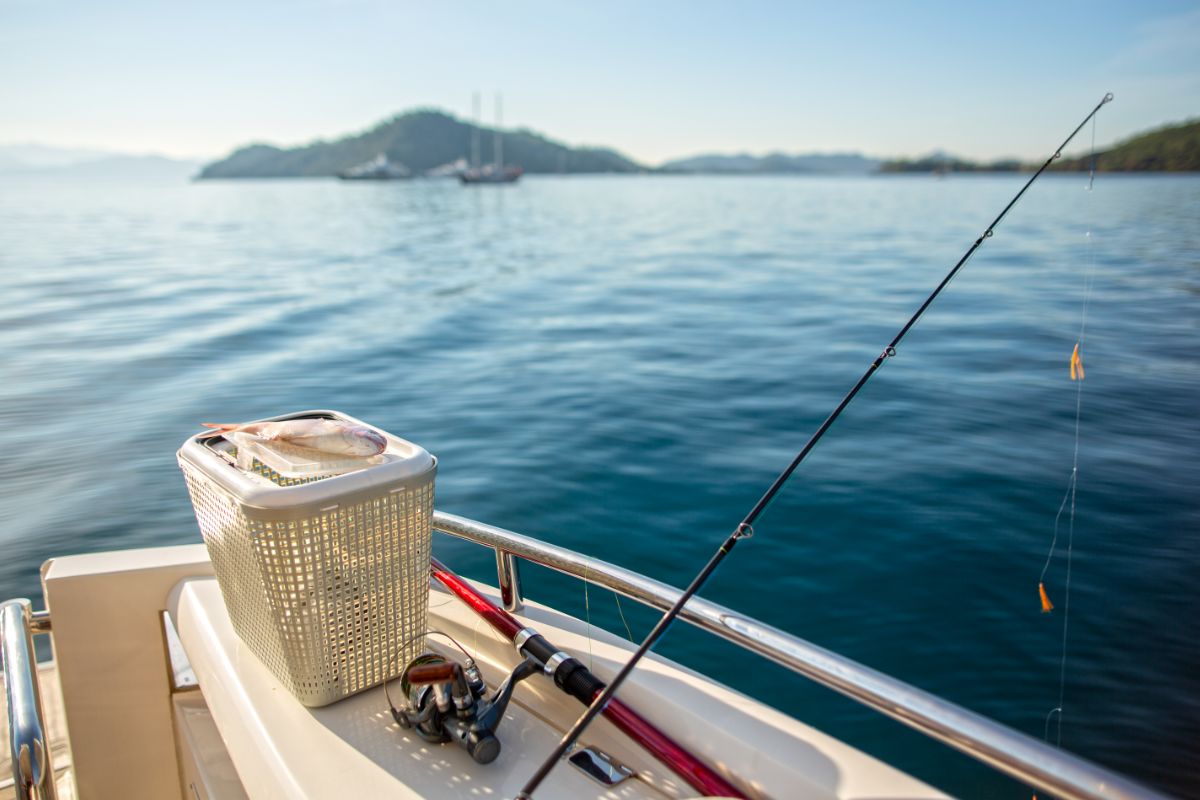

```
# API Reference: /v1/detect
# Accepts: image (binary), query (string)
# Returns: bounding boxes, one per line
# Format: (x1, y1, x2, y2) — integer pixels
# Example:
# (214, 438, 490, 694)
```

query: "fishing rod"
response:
(428, 556, 744, 797)
(517, 92, 1115, 799)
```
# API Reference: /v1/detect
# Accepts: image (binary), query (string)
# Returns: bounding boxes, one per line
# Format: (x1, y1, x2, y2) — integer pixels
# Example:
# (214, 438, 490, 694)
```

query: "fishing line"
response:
(583, 563, 638, 649)
(472, 606, 483, 658)
(613, 592, 636, 642)
(517, 93, 1114, 799)
(1039, 109, 1103, 754)
(582, 562, 594, 671)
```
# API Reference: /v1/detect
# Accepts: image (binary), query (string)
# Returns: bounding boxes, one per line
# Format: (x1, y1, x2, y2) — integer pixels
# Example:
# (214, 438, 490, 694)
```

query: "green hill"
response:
(1053, 118, 1200, 172)
(880, 118, 1200, 174)
(878, 156, 1022, 174)
(199, 109, 643, 178)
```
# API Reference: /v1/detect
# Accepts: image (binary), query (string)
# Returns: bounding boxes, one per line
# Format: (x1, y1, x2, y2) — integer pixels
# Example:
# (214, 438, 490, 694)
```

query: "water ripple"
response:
(0, 174, 1196, 796)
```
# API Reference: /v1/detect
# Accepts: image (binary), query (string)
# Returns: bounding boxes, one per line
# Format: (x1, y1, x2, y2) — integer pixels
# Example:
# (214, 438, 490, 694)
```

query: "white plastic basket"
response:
(177, 410, 435, 706)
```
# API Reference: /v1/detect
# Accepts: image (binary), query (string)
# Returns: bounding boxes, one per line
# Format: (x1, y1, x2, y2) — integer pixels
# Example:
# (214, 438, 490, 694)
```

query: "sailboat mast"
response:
(471, 92, 481, 169)
(495, 93, 503, 169)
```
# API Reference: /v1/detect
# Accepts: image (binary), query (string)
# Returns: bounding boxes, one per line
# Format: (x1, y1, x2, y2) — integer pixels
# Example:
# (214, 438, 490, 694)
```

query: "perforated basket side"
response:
(180, 456, 434, 706)
(252, 480, 434, 704)
(179, 459, 293, 692)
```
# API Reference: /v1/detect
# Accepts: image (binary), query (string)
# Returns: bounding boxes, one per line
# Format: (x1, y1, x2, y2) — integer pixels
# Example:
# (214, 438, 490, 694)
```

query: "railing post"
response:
(1, 599, 57, 800)
(494, 549, 523, 612)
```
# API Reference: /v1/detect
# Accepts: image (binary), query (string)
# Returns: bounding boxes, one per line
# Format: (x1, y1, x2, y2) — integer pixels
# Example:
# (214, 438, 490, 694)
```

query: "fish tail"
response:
(199, 423, 243, 439)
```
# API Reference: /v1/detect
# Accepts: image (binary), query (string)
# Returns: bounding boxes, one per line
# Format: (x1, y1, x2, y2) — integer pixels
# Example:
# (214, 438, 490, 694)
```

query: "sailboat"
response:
(461, 93, 522, 185)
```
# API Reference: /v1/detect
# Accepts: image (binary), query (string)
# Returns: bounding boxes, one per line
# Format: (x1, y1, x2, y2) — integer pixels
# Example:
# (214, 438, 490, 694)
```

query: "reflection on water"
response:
(1, 174, 1197, 796)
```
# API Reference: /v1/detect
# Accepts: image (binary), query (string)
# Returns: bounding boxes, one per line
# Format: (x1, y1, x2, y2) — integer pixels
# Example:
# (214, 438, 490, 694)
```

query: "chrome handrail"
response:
(1, 599, 57, 800)
(432, 510, 1170, 800)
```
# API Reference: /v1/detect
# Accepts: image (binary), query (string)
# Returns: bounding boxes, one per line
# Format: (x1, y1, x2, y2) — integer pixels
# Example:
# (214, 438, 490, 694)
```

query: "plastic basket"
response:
(177, 410, 435, 706)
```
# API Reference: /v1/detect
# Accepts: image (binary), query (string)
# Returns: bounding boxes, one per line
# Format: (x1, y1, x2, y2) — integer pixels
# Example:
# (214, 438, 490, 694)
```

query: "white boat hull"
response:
(27, 544, 944, 799)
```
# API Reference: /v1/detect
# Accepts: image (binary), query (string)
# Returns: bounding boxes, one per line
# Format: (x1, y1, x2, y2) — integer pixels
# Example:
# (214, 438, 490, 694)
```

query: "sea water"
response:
(1, 173, 1196, 797)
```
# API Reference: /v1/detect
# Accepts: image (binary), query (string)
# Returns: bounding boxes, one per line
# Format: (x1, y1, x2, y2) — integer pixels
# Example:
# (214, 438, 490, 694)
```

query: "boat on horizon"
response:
(338, 154, 413, 180)
(425, 157, 470, 178)
(461, 92, 521, 186)
(460, 163, 523, 184)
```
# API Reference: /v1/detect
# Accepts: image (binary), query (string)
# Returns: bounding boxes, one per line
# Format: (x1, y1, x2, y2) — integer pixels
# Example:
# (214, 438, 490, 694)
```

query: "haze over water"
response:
(0, 173, 1196, 797)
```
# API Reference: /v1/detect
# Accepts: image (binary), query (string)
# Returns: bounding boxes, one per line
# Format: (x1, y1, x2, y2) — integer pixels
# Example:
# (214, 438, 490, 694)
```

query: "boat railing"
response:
(432, 510, 1169, 800)
(1, 516, 1170, 800)
(1, 598, 57, 800)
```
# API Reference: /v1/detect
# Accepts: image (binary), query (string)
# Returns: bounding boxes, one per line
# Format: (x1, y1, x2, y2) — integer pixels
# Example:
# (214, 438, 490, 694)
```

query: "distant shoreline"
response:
(9, 114, 1192, 180)
(195, 109, 1199, 179)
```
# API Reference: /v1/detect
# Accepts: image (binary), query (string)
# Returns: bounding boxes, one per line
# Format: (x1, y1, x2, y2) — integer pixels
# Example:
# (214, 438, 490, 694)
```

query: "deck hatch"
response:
(568, 746, 634, 787)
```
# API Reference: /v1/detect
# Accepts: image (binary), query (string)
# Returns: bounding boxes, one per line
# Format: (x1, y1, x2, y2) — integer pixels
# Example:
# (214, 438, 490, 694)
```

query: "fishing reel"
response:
(387, 651, 540, 764)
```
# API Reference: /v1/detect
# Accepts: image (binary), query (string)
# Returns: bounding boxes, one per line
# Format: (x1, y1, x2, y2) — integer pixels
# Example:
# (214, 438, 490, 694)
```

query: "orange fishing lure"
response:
(1069, 343, 1084, 381)
(1039, 582, 1054, 613)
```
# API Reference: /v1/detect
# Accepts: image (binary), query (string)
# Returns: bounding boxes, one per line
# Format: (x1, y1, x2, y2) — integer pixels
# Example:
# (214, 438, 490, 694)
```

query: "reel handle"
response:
(406, 661, 460, 686)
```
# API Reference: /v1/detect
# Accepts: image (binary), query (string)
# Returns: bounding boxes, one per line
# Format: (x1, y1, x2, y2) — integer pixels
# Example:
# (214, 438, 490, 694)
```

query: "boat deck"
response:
(16, 543, 947, 799)
(169, 574, 942, 799)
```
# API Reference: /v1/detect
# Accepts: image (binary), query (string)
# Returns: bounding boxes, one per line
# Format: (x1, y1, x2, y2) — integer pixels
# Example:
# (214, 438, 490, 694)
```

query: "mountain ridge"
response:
(1052, 117, 1199, 171)
(12, 113, 1194, 180)
(880, 118, 1200, 173)
(0, 146, 202, 180)
(199, 109, 642, 178)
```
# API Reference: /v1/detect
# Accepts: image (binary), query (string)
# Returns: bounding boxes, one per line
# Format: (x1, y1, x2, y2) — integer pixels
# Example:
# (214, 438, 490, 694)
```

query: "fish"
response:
(200, 419, 388, 457)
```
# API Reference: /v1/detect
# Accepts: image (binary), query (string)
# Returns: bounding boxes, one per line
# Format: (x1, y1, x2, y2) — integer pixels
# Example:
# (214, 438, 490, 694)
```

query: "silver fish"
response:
(201, 419, 387, 457)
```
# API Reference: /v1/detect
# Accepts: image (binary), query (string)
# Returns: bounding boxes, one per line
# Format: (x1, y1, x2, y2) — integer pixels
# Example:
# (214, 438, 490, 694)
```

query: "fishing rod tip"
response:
(1103, 92, 1114, 103)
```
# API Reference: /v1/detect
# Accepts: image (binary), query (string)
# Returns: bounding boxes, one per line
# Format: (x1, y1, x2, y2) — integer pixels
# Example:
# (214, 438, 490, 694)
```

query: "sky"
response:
(1, 0, 1197, 165)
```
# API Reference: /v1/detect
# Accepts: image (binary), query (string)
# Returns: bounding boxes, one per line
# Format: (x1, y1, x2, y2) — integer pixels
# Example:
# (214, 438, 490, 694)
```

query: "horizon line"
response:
(2, 108, 1190, 169)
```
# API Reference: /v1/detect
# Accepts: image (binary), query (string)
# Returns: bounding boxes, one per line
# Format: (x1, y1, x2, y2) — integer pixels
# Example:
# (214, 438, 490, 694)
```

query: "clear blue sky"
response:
(2, 0, 1196, 164)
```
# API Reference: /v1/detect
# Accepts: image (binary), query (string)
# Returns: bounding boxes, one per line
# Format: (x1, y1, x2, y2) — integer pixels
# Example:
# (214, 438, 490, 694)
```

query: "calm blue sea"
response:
(1, 173, 1196, 798)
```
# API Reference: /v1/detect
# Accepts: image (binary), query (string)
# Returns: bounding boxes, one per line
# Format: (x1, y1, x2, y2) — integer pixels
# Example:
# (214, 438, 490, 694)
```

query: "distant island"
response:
(4, 113, 1194, 182)
(0, 144, 201, 181)
(199, 113, 888, 178)
(198, 110, 642, 178)
(1051, 118, 1199, 171)
(659, 152, 880, 174)
(880, 119, 1199, 173)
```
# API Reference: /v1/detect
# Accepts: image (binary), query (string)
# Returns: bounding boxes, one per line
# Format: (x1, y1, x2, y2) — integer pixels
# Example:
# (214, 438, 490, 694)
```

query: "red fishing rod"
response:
(517, 93, 1116, 799)
(429, 556, 745, 798)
